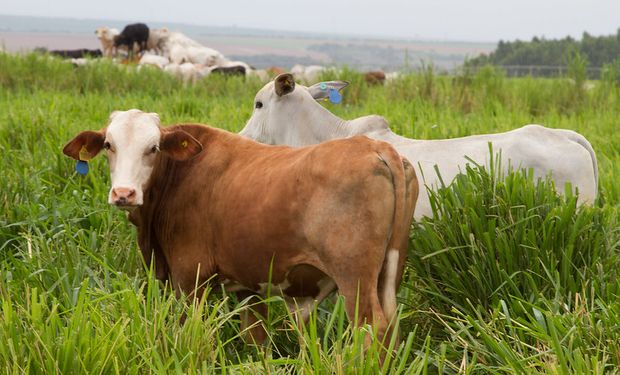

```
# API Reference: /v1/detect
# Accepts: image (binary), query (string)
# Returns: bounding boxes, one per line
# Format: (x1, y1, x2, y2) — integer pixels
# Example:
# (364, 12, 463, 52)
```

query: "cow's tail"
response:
(377, 147, 418, 322)
(560, 129, 598, 199)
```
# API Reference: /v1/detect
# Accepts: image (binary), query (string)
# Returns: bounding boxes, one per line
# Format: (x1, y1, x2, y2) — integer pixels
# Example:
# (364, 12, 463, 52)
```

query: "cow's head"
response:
(239, 73, 348, 146)
(63, 109, 202, 207)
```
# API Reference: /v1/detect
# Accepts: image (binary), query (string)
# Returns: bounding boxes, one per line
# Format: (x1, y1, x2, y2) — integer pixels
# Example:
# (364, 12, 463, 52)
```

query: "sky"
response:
(2, 0, 620, 42)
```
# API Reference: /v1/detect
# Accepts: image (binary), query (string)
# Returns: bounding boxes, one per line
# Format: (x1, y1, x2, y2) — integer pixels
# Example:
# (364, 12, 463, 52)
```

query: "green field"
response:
(1, 53, 619, 374)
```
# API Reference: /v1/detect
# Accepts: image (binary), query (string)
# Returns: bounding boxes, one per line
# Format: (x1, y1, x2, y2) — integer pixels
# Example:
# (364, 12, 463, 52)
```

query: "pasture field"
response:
(1, 53, 619, 373)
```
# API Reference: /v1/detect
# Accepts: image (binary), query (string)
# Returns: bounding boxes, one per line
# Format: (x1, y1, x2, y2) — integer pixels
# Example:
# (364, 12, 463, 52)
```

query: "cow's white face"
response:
(63, 109, 202, 208)
(104, 110, 162, 206)
(95, 27, 110, 39)
(239, 73, 348, 146)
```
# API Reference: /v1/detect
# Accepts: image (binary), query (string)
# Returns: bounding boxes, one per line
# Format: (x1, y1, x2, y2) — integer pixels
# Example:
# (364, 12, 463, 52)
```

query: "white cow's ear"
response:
(274, 73, 295, 96)
(109, 111, 121, 121)
(146, 112, 161, 126)
(308, 81, 349, 101)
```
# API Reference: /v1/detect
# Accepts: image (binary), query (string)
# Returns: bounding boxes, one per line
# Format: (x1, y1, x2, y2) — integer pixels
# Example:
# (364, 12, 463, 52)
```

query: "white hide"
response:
(239, 81, 599, 219)
(385, 71, 401, 83)
(163, 62, 181, 77)
(178, 62, 201, 84)
(147, 27, 170, 54)
(169, 44, 225, 66)
(104, 110, 162, 206)
(70, 58, 89, 66)
(166, 32, 203, 48)
(139, 53, 170, 69)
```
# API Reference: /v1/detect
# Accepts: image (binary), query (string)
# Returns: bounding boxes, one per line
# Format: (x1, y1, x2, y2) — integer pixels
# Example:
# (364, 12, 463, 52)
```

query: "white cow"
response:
(146, 27, 170, 55)
(169, 44, 226, 66)
(239, 74, 598, 219)
(139, 53, 170, 69)
(95, 27, 120, 57)
(291, 64, 327, 84)
(166, 32, 203, 48)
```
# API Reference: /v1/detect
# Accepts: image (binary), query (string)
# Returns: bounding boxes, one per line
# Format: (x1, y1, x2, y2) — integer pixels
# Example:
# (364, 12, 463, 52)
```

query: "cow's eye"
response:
(151, 145, 159, 154)
(255, 101, 263, 109)
(103, 141, 111, 150)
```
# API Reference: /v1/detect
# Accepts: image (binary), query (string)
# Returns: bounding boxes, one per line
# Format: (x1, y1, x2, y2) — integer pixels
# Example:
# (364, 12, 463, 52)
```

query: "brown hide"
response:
(364, 71, 386, 85)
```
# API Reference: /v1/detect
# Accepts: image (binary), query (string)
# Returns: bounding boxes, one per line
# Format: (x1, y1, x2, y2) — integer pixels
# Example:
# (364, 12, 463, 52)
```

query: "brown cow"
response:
(364, 70, 386, 85)
(267, 66, 286, 77)
(62, 109, 418, 346)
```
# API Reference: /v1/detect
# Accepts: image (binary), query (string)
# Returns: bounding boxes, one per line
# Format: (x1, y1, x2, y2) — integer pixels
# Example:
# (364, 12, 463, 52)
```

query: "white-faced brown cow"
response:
(63, 109, 418, 346)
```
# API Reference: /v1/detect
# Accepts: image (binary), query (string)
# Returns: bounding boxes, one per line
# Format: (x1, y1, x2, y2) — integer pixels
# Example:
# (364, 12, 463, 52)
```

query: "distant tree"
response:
(468, 30, 620, 77)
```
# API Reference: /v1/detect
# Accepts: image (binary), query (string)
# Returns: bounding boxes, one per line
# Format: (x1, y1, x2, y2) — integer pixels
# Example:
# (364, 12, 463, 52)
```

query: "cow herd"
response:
(37, 22, 399, 86)
(36, 22, 265, 83)
(63, 72, 598, 351)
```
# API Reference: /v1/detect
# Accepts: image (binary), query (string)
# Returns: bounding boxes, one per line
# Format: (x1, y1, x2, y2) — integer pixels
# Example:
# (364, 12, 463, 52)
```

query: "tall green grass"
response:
(1, 53, 619, 373)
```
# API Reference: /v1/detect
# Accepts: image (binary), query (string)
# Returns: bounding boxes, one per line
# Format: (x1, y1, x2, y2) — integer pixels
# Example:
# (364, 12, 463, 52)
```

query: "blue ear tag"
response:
(328, 88, 342, 104)
(319, 82, 327, 90)
(76, 160, 89, 175)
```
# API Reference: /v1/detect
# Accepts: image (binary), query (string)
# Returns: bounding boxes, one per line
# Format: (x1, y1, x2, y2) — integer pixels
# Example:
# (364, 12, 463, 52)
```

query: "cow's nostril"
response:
(112, 188, 137, 205)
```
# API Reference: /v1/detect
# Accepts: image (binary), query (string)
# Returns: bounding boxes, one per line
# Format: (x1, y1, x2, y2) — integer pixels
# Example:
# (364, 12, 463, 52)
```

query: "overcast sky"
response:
(3, 0, 620, 42)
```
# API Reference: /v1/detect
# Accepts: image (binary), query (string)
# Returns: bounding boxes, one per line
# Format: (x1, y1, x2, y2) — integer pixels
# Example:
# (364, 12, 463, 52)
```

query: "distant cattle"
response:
(95, 27, 120, 57)
(114, 23, 150, 55)
(240, 73, 599, 218)
(267, 66, 286, 77)
(166, 31, 203, 48)
(169, 44, 226, 66)
(63, 108, 418, 346)
(364, 70, 386, 85)
(146, 27, 170, 54)
(291, 64, 326, 84)
(49, 49, 102, 59)
(138, 53, 170, 69)
(385, 71, 401, 83)
(211, 65, 246, 76)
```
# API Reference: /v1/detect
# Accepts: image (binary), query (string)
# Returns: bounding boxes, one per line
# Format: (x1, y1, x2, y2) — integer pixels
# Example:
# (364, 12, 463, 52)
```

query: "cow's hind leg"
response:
(332, 271, 389, 348)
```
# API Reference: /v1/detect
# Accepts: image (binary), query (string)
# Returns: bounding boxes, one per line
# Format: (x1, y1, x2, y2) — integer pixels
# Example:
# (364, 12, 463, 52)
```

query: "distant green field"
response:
(1, 53, 619, 373)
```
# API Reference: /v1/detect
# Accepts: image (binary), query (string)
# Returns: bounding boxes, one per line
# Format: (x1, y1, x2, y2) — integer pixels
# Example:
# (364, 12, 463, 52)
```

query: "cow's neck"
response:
(307, 105, 416, 146)
(300, 103, 351, 144)
(132, 124, 223, 280)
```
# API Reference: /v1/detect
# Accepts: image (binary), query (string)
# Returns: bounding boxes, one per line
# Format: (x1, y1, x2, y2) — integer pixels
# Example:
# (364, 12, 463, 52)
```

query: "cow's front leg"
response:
(236, 291, 268, 345)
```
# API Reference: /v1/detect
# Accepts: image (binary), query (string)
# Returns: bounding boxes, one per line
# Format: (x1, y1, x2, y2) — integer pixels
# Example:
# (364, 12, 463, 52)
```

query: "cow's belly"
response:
(219, 263, 335, 301)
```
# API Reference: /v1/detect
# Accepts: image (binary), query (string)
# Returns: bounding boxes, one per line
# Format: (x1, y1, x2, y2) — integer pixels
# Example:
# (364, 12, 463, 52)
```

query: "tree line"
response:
(469, 29, 620, 69)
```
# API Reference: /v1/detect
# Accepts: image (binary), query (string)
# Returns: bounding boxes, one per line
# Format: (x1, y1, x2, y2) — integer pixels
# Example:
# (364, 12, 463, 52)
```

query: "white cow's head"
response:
(94, 27, 116, 40)
(239, 73, 348, 146)
(63, 109, 202, 207)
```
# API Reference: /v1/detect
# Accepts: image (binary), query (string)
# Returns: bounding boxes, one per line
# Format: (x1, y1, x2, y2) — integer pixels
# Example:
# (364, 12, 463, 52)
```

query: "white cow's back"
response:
(364, 125, 597, 218)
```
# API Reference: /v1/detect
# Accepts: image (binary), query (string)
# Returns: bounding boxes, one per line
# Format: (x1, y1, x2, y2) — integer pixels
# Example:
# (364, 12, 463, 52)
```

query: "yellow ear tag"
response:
(78, 146, 91, 161)
(181, 140, 188, 148)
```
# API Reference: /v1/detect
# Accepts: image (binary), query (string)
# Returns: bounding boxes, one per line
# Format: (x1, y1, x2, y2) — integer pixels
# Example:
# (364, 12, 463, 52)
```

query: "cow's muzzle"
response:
(111, 187, 137, 206)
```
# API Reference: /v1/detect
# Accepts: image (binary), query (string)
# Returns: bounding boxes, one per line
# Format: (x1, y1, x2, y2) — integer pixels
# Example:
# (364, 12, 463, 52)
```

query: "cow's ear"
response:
(308, 80, 349, 100)
(274, 73, 295, 96)
(63, 130, 105, 161)
(160, 129, 203, 161)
